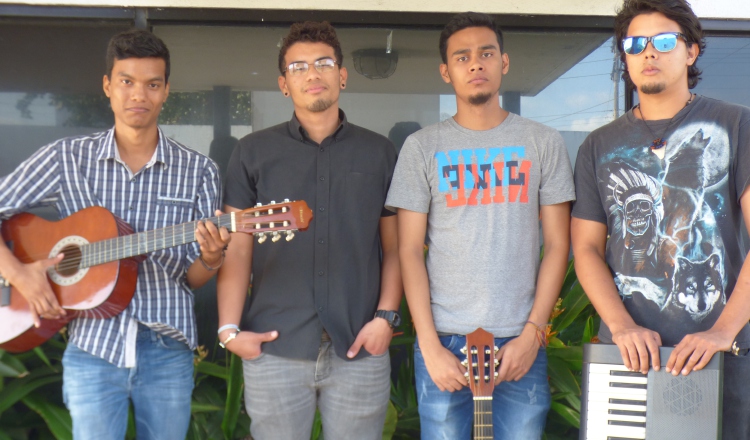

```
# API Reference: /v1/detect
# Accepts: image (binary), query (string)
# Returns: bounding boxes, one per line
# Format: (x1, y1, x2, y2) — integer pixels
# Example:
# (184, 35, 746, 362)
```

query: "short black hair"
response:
(278, 21, 344, 74)
(439, 12, 504, 64)
(615, 0, 705, 89)
(106, 28, 171, 82)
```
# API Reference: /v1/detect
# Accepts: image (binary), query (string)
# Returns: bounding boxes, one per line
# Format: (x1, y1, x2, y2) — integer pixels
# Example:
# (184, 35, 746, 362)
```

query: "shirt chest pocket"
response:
(155, 195, 197, 225)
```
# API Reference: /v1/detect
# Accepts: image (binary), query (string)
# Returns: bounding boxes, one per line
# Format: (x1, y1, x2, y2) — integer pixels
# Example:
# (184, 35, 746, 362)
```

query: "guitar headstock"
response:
(461, 328, 498, 398)
(233, 199, 313, 243)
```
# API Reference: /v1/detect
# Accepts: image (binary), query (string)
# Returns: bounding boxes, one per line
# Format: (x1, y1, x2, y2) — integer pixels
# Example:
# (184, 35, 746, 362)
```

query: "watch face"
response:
(391, 312, 402, 328)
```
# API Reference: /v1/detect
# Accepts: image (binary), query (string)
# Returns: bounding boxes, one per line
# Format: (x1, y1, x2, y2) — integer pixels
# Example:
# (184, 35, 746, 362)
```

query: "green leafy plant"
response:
(543, 258, 598, 440)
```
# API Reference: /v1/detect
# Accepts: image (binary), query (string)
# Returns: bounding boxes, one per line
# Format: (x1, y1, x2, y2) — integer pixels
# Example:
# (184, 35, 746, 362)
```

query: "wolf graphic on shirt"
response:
(603, 125, 729, 324)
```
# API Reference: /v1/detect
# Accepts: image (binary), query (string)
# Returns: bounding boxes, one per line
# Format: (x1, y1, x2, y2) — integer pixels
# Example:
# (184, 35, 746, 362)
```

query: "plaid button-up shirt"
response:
(0, 127, 221, 367)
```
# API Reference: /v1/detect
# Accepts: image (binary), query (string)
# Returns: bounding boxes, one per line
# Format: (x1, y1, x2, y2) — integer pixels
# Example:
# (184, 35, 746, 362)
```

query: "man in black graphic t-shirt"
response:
(572, 0, 750, 437)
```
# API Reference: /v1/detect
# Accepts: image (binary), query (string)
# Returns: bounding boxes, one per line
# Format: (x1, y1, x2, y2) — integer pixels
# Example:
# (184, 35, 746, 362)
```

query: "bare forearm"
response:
(377, 216, 402, 311)
(574, 247, 635, 333)
(400, 246, 439, 346)
(529, 241, 568, 326)
(216, 207, 253, 328)
(186, 258, 218, 289)
(0, 237, 24, 282)
(711, 251, 750, 341)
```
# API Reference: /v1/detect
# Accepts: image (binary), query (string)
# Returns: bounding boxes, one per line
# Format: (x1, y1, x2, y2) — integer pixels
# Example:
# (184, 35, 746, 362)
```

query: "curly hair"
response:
(614, 0, 705, 89)
(106, 28, 171, 82)
(278, 21, 343, 74)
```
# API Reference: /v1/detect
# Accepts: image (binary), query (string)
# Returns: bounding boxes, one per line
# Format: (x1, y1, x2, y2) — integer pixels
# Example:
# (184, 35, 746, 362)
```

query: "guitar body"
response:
(0, 207, 140, 352)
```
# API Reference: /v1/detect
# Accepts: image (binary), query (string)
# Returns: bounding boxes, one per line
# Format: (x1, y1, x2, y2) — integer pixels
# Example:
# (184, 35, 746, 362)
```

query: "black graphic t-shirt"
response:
(573, 96, 750, 346)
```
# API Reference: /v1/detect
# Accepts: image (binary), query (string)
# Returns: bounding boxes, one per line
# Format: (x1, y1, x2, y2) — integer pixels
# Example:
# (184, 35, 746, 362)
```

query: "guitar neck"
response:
(80, 214, 233, 267)
(473, 398, 493, 440)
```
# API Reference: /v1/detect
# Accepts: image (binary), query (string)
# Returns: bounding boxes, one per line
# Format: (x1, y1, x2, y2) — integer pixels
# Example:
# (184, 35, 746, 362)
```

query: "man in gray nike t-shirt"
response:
(386, 12, 574, 440)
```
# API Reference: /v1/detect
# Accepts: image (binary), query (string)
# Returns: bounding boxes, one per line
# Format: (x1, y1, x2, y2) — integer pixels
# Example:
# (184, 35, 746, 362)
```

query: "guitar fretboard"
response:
(80, 214, 233, 267)
(474, 399, 493, 440)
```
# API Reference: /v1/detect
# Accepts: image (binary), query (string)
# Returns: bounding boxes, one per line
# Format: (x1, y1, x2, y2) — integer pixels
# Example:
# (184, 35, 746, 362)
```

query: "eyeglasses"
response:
(283, 58, 338, 76)
(622, 32, 688, 55)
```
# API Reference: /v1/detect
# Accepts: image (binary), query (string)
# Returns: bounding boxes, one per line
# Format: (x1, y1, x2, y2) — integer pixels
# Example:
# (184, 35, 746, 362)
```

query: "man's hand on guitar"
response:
(222, 329, 278, 360)
(666, 329, 732, 376)
(495, 327, 540, 383)
(195, 210, 231, 268)
(12, 253, 66, 327)
(421, 342, 467, 392)
(347, 316, 392, 358)
(611, 324, 662, 374)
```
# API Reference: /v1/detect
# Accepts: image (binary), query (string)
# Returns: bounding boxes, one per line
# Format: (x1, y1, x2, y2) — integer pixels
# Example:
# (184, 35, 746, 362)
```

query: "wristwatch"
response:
(374, 310, 401, 329)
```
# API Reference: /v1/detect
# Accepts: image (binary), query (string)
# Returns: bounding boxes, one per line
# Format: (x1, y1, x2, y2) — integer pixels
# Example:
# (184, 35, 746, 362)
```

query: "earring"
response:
(284, 92, 289, 96)
(341, 83, 346, 88)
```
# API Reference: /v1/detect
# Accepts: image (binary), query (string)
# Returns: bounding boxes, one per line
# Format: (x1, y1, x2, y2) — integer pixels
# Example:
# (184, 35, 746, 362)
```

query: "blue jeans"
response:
(415, 334, 550, 440)
(62, 324, 194, 440)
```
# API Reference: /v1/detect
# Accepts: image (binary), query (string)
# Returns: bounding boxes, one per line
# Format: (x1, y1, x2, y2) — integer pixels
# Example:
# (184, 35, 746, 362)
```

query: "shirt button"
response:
(319, 148, 325, 152)
(319, 176, 325, 181)
(318, 306, 324, 312)
(319, 207, 325, 212)
(318, 270, 324, 276)
(131, 177, 136, 182)
(129, 205, 134, 211)
(318, 239, 324, 244)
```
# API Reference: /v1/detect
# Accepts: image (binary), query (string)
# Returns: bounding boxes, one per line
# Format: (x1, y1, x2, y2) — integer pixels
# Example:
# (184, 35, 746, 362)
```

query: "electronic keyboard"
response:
(580, 343, 722, 440)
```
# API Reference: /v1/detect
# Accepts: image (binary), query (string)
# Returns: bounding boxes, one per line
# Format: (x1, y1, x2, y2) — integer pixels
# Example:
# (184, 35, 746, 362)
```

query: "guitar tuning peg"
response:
(485, 348, 491, 355)
(271, 232, 281, 242)
(494, 346, 499, 353)
(257, 233, 267, 244)
(464, 371, 469, 378)
(284, 198, 290, 202)
(255, 202, 262, 207)
(484, 362, 489, 367)
(270, 200, 276, 204)
(460, 359, 468, 367)
(494, 359, 499, 367)
(484, 375, 490, 381)
(494, 371, 499, 378)
(460, 346, 467, 354)
(285, 231, 295, 241)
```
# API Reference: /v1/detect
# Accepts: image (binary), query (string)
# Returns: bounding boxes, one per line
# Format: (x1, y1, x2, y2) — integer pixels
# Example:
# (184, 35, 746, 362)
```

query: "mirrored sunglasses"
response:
(283, 58, 338, 76)
(622, 32, 688, 55)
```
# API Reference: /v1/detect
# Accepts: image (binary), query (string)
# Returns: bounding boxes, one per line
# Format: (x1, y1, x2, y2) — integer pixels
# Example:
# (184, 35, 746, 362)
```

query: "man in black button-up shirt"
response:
(216, 21, 402, 440)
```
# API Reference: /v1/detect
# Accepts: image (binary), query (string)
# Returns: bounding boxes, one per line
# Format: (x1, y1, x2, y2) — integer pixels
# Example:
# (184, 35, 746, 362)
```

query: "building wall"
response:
(2, 0, 750, 19)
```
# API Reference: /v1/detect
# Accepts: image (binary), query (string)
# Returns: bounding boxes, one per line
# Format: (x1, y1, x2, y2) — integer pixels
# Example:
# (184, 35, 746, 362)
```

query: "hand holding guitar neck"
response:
(194, 210, 232, 268)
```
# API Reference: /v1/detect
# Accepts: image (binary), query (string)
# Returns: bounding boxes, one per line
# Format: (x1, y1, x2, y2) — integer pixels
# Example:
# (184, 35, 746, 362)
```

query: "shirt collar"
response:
(288, 109, 349, 143)
(96, 126, 169, 169)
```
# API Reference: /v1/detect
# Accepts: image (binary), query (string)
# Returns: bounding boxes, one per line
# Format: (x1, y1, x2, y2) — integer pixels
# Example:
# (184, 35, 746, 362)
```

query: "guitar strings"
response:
(26, 210, 292, 272)
(19, 216, 225, 270)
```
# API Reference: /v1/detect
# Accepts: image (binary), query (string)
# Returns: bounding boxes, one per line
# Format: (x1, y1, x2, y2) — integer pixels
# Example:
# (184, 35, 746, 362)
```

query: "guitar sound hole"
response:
(56, 245, 82, 276)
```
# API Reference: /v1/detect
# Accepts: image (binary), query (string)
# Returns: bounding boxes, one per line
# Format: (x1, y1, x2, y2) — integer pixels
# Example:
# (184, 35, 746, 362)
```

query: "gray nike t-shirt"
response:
(386, 114, 575, 336)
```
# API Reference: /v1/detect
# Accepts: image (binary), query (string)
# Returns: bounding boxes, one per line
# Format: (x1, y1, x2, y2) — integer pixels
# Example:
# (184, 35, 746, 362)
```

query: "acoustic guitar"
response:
(0, 200, 312, 352)
(462, 328, 499, 440)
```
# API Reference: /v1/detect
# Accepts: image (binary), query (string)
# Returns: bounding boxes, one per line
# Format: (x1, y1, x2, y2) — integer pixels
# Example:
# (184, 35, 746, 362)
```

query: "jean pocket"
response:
(156, 334, 190, 351)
